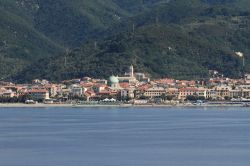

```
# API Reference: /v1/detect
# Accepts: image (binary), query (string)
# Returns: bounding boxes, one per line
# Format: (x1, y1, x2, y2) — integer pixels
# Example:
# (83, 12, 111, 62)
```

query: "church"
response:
(109, 65, 150, 90)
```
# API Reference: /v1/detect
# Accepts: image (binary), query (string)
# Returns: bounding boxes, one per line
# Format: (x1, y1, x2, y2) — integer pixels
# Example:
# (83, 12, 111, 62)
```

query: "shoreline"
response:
(0, 103, 247, 108)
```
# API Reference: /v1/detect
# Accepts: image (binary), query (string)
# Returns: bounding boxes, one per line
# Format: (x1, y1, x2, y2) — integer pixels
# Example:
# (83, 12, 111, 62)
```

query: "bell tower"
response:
(129, 65, 134, 77)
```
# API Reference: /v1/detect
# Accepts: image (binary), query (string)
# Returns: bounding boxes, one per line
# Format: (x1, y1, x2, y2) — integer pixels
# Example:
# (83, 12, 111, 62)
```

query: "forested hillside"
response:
(34, 0, 171, 46)
(1, 0, 250, 82)
(0, 0, 169, 80)
(0, 0, 63, 79)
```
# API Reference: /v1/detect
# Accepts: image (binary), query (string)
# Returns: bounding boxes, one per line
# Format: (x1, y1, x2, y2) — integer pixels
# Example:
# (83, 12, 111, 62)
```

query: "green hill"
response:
(0, 0, 169, 80)
(0, 0, 63, 79)
(34, 0, 171, 46)
(12, 0, 250, 82)
(1, 0, 250, 82)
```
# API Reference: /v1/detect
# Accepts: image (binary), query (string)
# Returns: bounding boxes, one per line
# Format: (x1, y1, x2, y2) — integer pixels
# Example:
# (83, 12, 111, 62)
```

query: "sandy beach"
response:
(0, 103, 74, 108)
(0, 103, 138, 108)
(0, 103, 247, 108)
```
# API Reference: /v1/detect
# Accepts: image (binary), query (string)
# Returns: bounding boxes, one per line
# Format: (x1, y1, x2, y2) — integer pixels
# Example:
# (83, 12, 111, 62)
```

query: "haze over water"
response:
(0, 107, 250, 166)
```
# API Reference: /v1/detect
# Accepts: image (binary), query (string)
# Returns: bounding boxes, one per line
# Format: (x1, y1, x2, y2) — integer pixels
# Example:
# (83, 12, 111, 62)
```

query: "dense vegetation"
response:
(1, 0, 250, 82)
(0, 0, 63, 79)
(0, 0, 169, 80)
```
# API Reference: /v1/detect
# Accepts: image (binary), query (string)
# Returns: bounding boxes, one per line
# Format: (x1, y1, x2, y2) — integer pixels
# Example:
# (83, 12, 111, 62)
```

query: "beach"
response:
(0, 103, 247, 108)
(0, 103, 73, 108)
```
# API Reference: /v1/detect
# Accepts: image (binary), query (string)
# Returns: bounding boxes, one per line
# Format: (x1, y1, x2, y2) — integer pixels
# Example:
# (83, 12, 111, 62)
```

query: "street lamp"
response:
(235, 52, 245, 77)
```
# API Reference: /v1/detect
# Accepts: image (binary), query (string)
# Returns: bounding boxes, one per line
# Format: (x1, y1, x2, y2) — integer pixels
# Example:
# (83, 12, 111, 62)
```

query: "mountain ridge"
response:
(0, 0, 250, 82)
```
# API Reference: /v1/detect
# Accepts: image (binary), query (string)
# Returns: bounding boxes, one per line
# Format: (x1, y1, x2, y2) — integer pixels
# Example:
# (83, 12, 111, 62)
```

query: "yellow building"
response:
(144, 87, 166, 98)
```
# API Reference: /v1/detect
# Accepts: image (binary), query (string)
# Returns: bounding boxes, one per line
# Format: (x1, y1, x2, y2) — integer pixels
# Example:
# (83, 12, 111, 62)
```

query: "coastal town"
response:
(0, 65, 250, 107)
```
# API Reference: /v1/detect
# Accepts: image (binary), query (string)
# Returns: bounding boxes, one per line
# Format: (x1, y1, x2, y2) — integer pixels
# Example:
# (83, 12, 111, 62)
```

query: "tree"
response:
(166, 95, 175, 101)
(139, 95, 149, 100)
(186, 95, 198, 101)
(224, 96, 232, 101)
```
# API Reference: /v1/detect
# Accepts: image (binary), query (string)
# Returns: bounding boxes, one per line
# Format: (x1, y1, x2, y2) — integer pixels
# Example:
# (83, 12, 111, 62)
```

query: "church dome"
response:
(109, 76, 119, 84)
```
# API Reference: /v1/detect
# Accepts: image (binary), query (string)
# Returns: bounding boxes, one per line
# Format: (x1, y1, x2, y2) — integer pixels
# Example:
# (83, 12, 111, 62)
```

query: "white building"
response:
(70, 85, 84, 96)
(121, 88, 135, 99)
(245, 74, 250, 84)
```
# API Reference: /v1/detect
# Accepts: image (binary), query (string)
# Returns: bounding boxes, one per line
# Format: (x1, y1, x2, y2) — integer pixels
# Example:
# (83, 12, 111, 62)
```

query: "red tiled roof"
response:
(85, 90, 95, 96)
(119, 82, 130, 88)
(28, 89, 48, 93)
(93, 84, 107, 88)
(98, 91, 111, 95)
(81, 83, 93, 88)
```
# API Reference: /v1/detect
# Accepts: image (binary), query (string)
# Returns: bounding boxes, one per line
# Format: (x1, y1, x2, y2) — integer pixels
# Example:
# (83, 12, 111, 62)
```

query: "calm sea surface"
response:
(0, 107, 250, 166)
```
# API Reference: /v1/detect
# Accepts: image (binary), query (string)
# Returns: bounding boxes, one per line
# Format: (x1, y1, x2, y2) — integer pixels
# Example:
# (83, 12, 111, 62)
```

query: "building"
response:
(70, 85, 84, 96)
(178, 88, 198, 100)
(28, 89, 50, 101)
(1, 90, 16, 98)
(45, 84, 58, 97)
(93, 84, 107, 93)
(117, 65, 138, 84)
(206, 89, 217, 100)
(120, 88, 135, 99)
(93, 79, 108, 85)
(242, 89, 250, 98)
(125, 65, 134, 77)
(143, 87, 166, 98)
(109, 65, 150, 86)
(229, 89, 242, 98)
(135, 73, 150, 83)
(197, 88, 207, 99)
(214, 86, 231, 99)
(245, 74, 250, 84)
(166, 88, 179, 99)
(109, 76, 121, 90)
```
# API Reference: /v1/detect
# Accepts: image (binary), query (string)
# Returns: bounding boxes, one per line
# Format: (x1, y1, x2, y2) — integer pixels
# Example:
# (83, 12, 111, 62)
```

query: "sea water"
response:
(0, 107, 250, 166)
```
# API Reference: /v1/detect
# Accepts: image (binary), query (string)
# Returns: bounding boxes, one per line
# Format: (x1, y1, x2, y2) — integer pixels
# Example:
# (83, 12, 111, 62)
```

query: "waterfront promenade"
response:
(0, 102, 249, 108)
